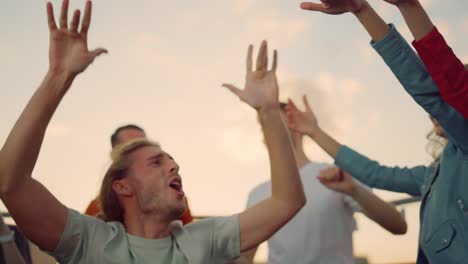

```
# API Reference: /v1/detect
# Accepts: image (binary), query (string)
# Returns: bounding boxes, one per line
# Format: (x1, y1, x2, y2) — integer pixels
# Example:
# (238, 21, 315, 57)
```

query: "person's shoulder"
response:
(67, 208, 125, 235)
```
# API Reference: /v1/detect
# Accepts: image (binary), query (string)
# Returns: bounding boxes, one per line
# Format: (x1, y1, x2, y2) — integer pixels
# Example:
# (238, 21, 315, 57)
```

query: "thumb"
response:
(222, 83, 243, 98)
(90, 48, 108, 59)
(300, 2, 330, 12)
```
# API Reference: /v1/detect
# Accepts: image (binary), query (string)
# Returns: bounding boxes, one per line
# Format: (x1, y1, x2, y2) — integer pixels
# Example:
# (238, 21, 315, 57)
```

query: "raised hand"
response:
(381, 0, 418, 6)
(318, 167, 357, 195)
(47, 0, 107, 76)
(300, 0, 366, 15)
(286, 95, 320, 137)
(223, 41, 279, 110)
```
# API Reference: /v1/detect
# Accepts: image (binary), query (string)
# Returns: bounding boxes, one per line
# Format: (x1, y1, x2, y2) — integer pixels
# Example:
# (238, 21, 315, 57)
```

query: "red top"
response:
(413, 27, 468, 118)
(85, 197, 194, 225)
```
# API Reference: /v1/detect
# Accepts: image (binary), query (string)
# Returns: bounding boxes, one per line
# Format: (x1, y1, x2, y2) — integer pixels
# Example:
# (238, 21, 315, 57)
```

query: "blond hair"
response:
(98, 138, 160, 222)
(425, 128, 447, 163)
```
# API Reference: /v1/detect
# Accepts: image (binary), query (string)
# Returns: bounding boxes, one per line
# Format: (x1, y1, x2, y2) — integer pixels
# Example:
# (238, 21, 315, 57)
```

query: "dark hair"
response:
(279, 102, 287, 111)
(110, 124, 145, 147)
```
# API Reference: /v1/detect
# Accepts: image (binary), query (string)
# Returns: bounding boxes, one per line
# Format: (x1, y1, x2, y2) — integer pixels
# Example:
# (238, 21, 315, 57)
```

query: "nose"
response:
(168, 158, 179, 174)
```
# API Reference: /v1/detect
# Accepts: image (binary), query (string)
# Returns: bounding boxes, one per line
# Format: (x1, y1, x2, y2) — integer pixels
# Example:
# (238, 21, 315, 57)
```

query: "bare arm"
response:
(319, 168, 407, 235)
(384, 0, 433, 41)
(231, 247, 257, 264)
(0, 0, 106, 252)
(300, 0, 390, 42)
(223, 41, 305, 252)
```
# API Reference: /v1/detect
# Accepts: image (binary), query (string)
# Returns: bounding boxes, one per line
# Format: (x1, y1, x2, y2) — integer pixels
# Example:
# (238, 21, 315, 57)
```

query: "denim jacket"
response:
(335, 25, 468, 264)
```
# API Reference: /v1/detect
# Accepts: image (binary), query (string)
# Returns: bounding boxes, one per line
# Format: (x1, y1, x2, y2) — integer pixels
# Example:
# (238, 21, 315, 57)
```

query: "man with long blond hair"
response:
(0, 1, 305, 263)
(84, 124, 194, 225)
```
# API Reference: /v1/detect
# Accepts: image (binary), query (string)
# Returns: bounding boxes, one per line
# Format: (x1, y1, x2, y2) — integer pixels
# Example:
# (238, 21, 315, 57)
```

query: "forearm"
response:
(353, 1, 390, 42)
(350, 185, 407, 235)
(308, 128, 341, 159)
(397, 1, 433, 41)
(259, 106, 305, 208)
(0, 71, 74, 194)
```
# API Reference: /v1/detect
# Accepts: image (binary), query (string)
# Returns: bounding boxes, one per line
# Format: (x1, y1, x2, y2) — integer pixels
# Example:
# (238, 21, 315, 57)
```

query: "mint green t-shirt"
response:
(50, 209, 241, 263)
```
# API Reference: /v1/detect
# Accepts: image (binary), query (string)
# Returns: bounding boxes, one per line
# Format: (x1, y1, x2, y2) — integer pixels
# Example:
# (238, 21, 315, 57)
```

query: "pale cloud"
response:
(353, 39, 379, 64)
(251, 14, 310, 47)
(462, 17, 468, 32)
(419, 0, 433, 9)
(232, 0, 255, 15)
(433, 19, 453, 44)
(215, 106, 266, 163)
(317, 72, 365, 104)
(368, 111, 382, 124)
(47, 123, 70, 137)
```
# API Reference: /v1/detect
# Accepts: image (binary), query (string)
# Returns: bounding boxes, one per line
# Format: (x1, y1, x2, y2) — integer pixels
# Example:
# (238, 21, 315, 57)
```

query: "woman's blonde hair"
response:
(425, 128, 447, 163)
(98, 138, 160, 222)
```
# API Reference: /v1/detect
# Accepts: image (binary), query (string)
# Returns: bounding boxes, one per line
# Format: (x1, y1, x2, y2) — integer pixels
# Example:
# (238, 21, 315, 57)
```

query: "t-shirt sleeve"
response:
(211, 215, 241, 261)
(48, 208, 110, 263)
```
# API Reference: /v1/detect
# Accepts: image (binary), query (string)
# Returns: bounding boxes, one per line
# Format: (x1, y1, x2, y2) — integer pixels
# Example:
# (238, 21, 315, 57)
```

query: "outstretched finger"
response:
(256, 40, 267, 71)
(300, 2, 330, 12)
(46, 2, 58, 31)
(246, 45, 253, 73)
(70, 9, 81, 33)
(60, 0, 69, 29)
(222, 83, 243, 98)
(287, 98, 299, 112)
(90, 48, 108, 59)
(81, 0, 92, 36)
(302, 95, 313, 112)
(271, 49, 278, 72)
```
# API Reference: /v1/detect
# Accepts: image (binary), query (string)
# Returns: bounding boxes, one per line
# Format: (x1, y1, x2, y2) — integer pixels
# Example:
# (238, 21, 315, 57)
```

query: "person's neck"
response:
(124, 210, 172, 239)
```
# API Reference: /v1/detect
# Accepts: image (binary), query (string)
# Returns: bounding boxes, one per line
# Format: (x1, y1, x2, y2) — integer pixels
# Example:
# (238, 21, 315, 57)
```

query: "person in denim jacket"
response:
(297, 0, 468, 263)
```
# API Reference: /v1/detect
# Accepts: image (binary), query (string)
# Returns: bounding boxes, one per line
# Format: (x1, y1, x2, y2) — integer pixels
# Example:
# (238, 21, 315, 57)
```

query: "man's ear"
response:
(112, 178, 133, 197)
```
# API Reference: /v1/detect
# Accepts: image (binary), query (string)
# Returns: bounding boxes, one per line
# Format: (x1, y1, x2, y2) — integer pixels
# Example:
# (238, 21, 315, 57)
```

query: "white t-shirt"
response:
(247, 162, 364, 264)
(49, 209, 241, 263)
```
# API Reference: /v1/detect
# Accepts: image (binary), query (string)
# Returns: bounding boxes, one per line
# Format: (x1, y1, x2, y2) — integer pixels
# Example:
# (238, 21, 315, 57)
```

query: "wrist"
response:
(348, 183, 360, 198)
(308, 127, 323, 140)
(43, 70, 76, 99)
(257, 104, 281, 118)
(352, 0, 370, 16)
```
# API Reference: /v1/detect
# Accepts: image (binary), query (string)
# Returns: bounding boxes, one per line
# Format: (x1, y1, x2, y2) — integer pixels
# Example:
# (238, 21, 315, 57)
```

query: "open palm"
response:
(300, 0, 366, 14)
(47, 0, 107, 75)
(286, 96, 320, 137)
(223, 41, 279, 110)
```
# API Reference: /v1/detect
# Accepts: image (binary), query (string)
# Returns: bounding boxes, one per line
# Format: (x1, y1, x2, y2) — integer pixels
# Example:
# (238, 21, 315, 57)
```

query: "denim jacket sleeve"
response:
(371, 24, 468, 155)
(335, 145, 427, 196)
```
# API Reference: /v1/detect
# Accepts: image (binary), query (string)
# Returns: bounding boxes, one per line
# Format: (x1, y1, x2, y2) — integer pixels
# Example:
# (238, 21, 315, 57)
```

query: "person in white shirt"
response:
(236, 97, 407, 264)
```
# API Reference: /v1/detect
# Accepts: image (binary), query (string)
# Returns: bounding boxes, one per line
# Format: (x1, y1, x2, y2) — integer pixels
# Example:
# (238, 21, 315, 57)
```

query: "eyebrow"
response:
(146, 153, 164, 164)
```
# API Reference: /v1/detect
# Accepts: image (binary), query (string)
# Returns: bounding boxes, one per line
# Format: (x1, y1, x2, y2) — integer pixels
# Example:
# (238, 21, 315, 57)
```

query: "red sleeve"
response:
(84, 198, 101, 216)
(413, 27, 468, 118)
(179, 197, 193, 225)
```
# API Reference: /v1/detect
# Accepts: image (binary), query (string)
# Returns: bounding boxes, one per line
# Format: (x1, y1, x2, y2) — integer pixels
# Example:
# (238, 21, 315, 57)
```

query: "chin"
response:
(169, 203, 186, 219)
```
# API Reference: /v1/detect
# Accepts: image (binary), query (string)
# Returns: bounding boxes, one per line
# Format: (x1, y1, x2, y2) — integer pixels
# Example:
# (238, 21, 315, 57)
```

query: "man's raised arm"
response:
(0, 0, 106, 252)
(223, 41, 306, 252)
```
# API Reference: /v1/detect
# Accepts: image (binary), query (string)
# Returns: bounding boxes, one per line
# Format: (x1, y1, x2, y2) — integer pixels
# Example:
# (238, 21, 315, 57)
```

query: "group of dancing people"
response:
(0, 0, 466, 263)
